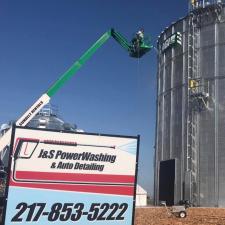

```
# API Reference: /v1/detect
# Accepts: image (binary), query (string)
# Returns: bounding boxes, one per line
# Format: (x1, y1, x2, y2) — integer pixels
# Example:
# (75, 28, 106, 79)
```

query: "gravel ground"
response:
(135, 207, 225, 225)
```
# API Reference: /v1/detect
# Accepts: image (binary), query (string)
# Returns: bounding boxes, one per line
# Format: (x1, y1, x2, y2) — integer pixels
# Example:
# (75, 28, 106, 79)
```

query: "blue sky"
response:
(0, 0, 188, 194)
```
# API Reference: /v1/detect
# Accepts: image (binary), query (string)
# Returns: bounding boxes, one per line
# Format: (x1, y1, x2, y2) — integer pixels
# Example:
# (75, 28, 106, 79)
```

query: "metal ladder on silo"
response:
(186, 1, 222, 206)
(186, 13, 199, 206)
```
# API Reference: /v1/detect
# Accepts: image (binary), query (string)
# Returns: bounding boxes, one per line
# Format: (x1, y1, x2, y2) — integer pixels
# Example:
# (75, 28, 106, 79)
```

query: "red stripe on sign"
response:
(9, 179, 134, 196)
(15, 171, 135, 184)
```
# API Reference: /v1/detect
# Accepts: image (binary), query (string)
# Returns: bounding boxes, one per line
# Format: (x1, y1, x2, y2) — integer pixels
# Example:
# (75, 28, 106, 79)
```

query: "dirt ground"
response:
(135, 207, 225, 225)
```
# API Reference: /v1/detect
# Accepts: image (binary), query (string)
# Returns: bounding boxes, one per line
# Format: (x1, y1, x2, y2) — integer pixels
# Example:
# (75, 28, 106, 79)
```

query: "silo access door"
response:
(159, 159, 176, 206)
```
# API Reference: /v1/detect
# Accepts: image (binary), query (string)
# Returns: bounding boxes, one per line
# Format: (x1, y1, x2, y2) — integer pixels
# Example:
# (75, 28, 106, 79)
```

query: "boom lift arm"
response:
(0, 28, 152, 151)
(46, 29, 152, 98)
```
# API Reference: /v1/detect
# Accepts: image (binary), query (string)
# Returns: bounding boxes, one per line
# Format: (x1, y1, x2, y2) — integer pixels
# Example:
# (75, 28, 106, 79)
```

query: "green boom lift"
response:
(0, 28, 152, 151)
(46, 28, 152, 97)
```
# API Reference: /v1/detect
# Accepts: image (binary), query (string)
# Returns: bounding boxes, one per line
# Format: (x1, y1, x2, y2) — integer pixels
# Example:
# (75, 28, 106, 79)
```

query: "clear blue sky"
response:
(0, 0, 188, 195)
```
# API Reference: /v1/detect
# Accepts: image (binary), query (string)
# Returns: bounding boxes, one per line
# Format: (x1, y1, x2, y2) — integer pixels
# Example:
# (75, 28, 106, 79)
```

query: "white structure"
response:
(135, 184, 147, 207)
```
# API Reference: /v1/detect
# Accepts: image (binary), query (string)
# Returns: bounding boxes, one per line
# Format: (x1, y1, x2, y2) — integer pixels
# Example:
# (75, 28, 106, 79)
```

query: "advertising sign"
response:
(2, 126, 139, 225)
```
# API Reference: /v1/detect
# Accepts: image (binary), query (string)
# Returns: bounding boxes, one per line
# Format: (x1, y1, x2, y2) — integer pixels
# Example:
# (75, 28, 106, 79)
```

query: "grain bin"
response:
(154, 0, 225, 207)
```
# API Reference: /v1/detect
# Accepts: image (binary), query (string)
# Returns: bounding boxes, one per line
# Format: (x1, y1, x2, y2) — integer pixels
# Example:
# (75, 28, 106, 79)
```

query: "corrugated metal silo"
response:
(154, 0, 225, 207)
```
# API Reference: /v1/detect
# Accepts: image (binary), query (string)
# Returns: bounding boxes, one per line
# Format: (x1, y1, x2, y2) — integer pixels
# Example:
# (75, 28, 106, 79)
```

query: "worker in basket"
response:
(132, 28, 145, 51)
